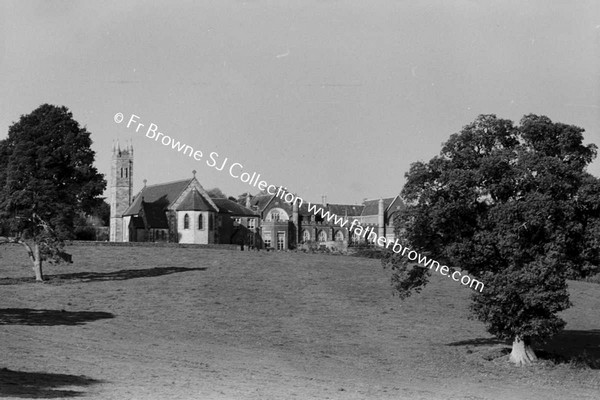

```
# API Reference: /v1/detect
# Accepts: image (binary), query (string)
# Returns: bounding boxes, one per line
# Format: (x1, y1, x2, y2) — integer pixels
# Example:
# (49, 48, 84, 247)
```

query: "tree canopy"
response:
(0, 104, 106, 280)
(206, 187, 227, 199)
(387, 114, 598, 365)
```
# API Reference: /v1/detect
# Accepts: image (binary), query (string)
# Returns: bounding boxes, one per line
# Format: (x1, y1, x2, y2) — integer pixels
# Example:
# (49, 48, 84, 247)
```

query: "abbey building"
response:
(109, 144, 403, 249)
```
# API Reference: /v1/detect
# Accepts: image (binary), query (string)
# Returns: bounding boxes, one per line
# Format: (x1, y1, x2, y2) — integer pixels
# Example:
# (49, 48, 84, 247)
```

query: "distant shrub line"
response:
(66, 240, 240, 250)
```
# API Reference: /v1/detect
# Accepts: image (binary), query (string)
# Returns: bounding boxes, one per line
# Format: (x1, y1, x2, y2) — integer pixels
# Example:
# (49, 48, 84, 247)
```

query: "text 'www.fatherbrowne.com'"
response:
(113, 112, 485, 292)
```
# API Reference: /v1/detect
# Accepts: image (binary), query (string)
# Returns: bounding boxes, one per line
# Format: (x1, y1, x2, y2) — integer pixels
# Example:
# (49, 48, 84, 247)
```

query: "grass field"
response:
(1, 245, 599, 399)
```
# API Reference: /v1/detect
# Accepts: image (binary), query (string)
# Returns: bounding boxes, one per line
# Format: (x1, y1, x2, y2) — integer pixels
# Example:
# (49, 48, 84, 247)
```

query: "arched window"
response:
(266, 208, 289, 222)
(183, 213, 190, 229)
(198, 214, 203, 230)
(334, 231, 344, 242)
(352, 230, 361, 244)
(317, 230, 327, 242)
(302, 229, 311, 243)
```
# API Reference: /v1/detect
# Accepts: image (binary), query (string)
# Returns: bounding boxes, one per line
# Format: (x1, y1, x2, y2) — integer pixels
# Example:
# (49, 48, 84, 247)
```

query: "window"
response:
(183, 213, 190, 229)
(317, 230, 327, 242)
(277, 232, 285, 250)
(335, 231, 344, 242)
(234, 218, 241, 226)
(198, 214, 203, 230)
(266, 208, 289, 222)
(302, 229, 310, 243)
(248, 218, 256, 229)
(263, 232, 272, 248)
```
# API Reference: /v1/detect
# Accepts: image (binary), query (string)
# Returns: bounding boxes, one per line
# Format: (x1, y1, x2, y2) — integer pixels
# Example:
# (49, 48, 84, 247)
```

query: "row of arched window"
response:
(183, 213, 205, 230)
(301, 229, 345, 243)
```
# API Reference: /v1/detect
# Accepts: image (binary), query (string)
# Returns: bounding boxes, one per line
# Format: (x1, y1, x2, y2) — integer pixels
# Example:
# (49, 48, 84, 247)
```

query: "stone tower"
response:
(109, 141, 133, 242)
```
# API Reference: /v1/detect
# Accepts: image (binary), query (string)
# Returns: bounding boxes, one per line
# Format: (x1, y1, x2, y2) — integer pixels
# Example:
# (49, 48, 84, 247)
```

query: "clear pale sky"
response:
(1, 1, 599, 204)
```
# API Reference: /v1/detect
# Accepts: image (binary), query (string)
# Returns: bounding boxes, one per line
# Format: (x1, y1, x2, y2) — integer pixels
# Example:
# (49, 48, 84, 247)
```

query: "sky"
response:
(1, 0, 599, 204)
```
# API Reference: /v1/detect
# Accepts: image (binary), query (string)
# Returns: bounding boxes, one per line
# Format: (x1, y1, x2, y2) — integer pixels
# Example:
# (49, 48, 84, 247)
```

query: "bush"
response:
(584, 272, 600, 284)
(74, 226, 96, 241)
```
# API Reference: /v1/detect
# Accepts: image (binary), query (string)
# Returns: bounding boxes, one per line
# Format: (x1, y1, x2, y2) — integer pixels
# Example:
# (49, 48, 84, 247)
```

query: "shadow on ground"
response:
(448, 330, 600, 368)
(0, 367, 101, 398)
(446, 337, 508, 347)
(0, 266, 207, 285)
(0, 309, 114, 326)
(539, 329, 600, 369)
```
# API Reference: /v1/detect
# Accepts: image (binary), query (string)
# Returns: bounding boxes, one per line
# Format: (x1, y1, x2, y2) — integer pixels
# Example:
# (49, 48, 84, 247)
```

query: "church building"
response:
(109, 143, 403, 248)
(109, 143, 258, 245)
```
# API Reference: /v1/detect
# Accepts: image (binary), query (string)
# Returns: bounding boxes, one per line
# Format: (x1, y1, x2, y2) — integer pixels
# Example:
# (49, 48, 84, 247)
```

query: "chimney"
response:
(245, 193, 252, 208)
(292, 195, 299, 223)
(292, 194, 299, 245)
(378, 198, 385, 240)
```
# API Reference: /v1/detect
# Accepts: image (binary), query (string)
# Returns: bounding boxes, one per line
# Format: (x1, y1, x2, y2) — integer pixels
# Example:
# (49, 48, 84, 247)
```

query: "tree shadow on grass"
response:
(538, 329, 600, 369)
(447, 330, 600, 369)
(0, 266, 207, 285)
(446, 337, 508, 347)
(0, 367, 102, 398)
(0, 309, 114, 326)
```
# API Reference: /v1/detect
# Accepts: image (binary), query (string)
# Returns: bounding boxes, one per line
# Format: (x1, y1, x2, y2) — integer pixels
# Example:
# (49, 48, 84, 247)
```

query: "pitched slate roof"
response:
(361, 197, 396, 216)
(176, 189, 217, 212)
(124, 179, 191, 216)
(250, 194, 274, 211)
(297, 203, 313, 217)
(325, 203, 364, 217)
(140, 201, 169, 228)
(212, 198, 257, 217)
(386, 196, 405, 213)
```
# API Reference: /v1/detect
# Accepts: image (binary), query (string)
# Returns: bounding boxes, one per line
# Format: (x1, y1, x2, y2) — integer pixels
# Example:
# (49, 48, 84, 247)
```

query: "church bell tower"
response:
(109, 141, 133, 242)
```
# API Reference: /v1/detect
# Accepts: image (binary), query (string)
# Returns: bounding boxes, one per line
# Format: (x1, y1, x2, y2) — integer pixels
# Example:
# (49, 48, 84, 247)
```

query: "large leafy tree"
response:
(386, 114, 597, 365)
(0, 104, 106, 281)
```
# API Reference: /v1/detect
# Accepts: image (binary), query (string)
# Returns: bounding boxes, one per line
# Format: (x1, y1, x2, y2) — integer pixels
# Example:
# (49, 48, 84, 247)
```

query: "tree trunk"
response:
(33, 243, 44, 281)
(509, 336, 537, 366)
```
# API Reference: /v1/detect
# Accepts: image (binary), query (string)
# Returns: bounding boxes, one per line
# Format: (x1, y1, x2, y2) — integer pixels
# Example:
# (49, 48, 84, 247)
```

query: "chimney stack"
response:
(378, 198, 385, 240)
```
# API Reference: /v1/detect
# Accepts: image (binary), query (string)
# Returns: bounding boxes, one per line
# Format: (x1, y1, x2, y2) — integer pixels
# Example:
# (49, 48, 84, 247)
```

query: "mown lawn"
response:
(1, 244, 599, 399)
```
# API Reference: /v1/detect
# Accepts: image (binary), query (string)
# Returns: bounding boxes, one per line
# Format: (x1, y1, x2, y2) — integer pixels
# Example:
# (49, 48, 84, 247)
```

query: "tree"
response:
(206, 187, 227, 198)
(570, 173, 600, 278)
(237, 192, 252, 205)
(386, 114, 597, 365)
(91, 200, 111, 226)
(0, 104, 106, 281)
